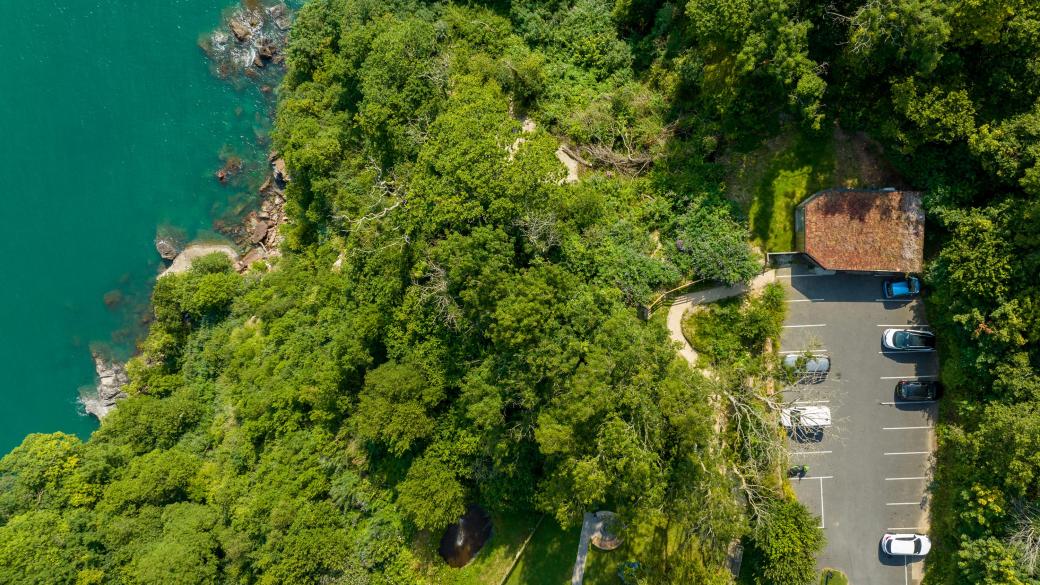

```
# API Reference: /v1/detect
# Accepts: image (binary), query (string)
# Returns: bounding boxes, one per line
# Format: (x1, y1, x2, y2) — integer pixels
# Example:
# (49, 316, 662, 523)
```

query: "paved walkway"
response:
(571, 512, 599, 585)
(666, 271, 776, 366)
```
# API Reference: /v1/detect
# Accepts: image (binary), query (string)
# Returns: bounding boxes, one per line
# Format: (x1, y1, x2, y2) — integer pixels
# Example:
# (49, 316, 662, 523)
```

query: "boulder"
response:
(228, 18, 252, 41)
(257, 40, 277, 60)
(249, 220, 270, 244)
(239, 246, 266, 271)
(155, 229, 184, 261)
(156, 238, 179, 260)
(272, 157, 290, 184)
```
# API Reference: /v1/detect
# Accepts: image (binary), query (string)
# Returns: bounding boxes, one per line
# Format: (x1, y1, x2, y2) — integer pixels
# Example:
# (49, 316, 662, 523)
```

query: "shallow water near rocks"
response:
(0, 1, 280, 452)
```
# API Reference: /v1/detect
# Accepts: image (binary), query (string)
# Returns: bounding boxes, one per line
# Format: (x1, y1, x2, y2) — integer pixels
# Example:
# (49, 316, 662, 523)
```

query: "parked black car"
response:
(896, 380, 942, 401)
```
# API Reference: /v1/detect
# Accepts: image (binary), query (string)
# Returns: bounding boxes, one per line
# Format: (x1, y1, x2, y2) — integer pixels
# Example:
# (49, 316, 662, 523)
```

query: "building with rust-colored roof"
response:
(795, 189, 924, 273)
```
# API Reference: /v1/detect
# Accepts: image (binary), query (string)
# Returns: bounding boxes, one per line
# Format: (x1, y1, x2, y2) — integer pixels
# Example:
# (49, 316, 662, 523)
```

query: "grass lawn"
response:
(583, 520, 665, 585)
(724, 126, 899, 253)
(742, 131, 836, 253)
(415, 512, 544, 585)
(504, 518, 579, 585)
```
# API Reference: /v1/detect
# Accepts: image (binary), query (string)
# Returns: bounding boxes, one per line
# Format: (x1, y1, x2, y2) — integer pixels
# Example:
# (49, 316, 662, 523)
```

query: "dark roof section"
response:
(797, 189, 924, 273)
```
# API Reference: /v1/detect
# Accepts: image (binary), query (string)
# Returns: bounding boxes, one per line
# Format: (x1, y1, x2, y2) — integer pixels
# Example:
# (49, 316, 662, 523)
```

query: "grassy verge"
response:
(680, 284, 786, 367)
(503, 518, 578, 585)
(820, 568, 849, 585)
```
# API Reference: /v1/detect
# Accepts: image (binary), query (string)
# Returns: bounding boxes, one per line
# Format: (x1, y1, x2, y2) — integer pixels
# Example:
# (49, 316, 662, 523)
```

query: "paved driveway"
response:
(778, 265, 937, 585)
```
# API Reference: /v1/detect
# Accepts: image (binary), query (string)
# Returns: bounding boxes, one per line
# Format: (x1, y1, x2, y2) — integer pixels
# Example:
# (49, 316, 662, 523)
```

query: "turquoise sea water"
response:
(0, 1, 275, 452)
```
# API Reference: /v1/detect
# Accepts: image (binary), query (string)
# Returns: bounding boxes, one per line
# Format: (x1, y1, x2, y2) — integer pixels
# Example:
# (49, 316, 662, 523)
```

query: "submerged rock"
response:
(81, 352, 129, 420)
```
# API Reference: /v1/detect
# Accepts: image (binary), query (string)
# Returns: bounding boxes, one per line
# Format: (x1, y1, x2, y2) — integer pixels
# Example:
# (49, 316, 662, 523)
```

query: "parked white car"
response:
(780, 406, 832, 429)
(882, 328, 936, 351)
(881, 533, 931, 557)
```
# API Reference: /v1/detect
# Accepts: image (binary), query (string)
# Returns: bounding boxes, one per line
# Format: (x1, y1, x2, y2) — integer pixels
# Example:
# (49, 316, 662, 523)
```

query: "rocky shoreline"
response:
(199, 1, 292, 84)
(79, 352, 129, 420)
(157, 152, 290, 276)
(79, 2, 293, 422)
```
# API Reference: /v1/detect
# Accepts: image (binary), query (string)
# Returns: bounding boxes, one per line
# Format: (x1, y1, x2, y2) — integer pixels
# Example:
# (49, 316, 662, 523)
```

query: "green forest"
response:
(2, 0, 1039, 583)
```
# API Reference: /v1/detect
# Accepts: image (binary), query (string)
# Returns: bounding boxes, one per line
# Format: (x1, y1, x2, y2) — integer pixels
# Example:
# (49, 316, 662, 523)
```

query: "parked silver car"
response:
(782, 353, 830, 383)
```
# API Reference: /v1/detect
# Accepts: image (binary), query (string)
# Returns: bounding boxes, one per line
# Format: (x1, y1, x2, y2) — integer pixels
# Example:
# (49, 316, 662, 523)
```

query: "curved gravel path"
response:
(667, 271, 776, 366)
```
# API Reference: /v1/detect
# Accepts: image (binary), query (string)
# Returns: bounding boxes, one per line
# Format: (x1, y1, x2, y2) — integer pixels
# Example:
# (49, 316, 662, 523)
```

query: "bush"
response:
(748, 499, 824, 585)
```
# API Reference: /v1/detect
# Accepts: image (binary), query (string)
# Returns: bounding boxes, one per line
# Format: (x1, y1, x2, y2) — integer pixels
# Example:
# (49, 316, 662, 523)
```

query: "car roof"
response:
(784, 406, 831, 426)
(887, 535, 919, 555)
(783, 354, 830, 371)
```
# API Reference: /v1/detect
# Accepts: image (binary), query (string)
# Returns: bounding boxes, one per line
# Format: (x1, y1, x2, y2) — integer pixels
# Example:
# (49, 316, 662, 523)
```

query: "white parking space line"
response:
(904, 558, 909, 585)
(819, 478, 826, 529)
(799, 475, 834, 480)
(880, 401, 937, 405)
(881, 375, 937, 380)
(791, 450, 832, 455)
(783, 324, 827, 328)
(885, 476, 928, 481)
(876, 324, 932, 328)
(779, 350, 829, 354)
(886, 502, 922, 506)
(793, 400, 830, 404)
(785, 298, 824, 303)
(883, 426, 933, 430)
(885, 451, 931, 456)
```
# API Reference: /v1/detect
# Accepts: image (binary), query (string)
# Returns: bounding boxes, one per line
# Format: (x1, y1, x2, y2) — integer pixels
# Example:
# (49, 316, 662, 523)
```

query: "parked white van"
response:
(780, 406, 832, 429)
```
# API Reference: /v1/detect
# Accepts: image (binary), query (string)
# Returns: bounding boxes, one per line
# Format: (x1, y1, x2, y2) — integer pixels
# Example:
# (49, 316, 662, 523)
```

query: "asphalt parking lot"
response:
(778, 264, 938, 585)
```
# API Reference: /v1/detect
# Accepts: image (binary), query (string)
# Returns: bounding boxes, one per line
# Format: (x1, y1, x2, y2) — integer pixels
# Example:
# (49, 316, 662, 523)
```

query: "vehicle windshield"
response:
(914, 540, 922, 554)
(896, 331, 932, 347)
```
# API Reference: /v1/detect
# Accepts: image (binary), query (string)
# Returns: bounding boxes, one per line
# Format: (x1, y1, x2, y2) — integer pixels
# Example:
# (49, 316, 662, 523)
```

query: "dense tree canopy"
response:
(1, 0, 1039, 583)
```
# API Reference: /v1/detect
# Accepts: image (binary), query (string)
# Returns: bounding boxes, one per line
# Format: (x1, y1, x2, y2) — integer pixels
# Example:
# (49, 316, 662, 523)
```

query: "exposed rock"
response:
(228, 18, 252, 41)
(81, 352, 129, 420)
(238, 246, 267, 272)
(155, 227, 185, 261)
(249, 219, 270, 244)
(271, 156, 290, 184)
(258, 40, 277, 60)
(155, 238, 179, 260)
